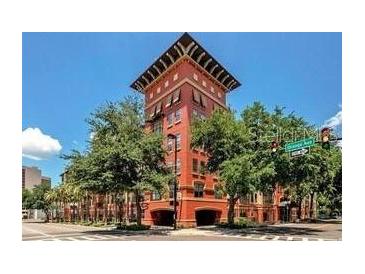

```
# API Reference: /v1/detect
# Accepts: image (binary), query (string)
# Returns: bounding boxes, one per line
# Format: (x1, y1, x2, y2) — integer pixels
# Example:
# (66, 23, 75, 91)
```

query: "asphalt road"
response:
(22, 220, 341, 241)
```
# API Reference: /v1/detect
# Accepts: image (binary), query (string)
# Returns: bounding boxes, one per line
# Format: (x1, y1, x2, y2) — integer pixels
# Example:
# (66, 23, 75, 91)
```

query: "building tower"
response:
(131, 33, 241, 227)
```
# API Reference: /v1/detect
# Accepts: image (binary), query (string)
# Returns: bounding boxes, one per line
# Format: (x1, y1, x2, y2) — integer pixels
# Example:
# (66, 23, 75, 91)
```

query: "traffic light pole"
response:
(168, 133, 178, 230)
(173, 137, 177, 230)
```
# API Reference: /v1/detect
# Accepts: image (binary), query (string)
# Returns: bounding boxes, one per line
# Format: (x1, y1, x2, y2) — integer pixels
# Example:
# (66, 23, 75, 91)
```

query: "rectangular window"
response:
(149, 92, 154, 99)
(202, 80, 207, 87)
(165, 94, 173, 108)
(192, 89, 200, 104)
(167, 139, 173, 152)
(239, 194, 250, 204)
(193, 73, 198, 81)
(175, 109, 182, 123)
(150, 105, 156, 118)
(194, 183, 204, 198)
(218, 91, 222, 98)
(172, 89, 181, 103)
(151, 191, 161, 201)
(214, 185, 223, 199)
(192, 158, 198, 173)
(173, 73, 178, 81)
(169, 184, 174, 198)
(200, 94, 207, 108)
(157, 87, 161, 94)
(153, 119, 162, 134)
(263, 192, 273, 204)
(176, 158, 181, 174)
(167, 112, 174, 127)
(210, 86, 215, 93)
(200, 161, 206, 175)
(155, 101, 162, 115)
(164, 80, 169, 88)
(176, 133, 181, 150)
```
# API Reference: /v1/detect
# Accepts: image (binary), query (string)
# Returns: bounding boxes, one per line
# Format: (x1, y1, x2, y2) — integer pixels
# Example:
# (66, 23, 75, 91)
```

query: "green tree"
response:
(191, 106, 275, 224)
(32, 182, 52, 222)
(63, 96, 172, 225)
(22, 188, 33, 210)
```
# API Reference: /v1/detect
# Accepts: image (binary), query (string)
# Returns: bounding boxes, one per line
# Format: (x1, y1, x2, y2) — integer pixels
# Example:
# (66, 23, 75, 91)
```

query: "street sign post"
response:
(285, 137, 315, 152)
(290, 148, 309, 157)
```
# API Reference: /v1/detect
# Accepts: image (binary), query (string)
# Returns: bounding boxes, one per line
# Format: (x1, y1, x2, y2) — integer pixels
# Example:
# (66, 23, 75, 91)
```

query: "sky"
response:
(22, 32, 342, 186)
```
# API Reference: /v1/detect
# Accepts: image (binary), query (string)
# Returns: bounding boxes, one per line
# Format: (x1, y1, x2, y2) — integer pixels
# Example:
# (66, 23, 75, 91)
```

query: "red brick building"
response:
(130, 33, 297, 227)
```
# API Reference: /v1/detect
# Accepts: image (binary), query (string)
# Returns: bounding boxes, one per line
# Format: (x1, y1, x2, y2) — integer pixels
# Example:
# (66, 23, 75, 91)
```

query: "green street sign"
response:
(285, 137, 315, 152)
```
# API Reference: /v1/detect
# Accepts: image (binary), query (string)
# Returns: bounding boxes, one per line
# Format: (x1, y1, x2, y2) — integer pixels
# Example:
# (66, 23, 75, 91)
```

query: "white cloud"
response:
(22, 128, 62, 160)
(324, 107, 342, 128)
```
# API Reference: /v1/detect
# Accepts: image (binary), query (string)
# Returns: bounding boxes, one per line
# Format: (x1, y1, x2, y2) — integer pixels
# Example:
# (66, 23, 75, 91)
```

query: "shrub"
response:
(115, 223, 150, 231)
(217, 218, 255, 229)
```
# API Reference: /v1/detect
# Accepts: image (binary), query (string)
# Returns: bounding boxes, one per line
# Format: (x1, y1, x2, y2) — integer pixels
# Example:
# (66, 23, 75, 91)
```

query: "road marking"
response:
(272, 236, 280, 241)
(287, 236, 293, 241)
(80, 236, 96, 240)
(65, 237, 79, 241)
(302, 238, 309, 241)
(22, 227, 53, 238)
(259, 235, 267, 240)
(92, 235, 111, 240)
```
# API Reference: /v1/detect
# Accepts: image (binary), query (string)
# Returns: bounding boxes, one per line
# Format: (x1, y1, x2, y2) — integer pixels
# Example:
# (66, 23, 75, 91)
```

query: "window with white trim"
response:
(193, 73, 198, 81)
(218, 91, 222, 98)
(194, 182, 204, 198)
(167, 112, 174, 127)
(151, 191, 161, 201)
(192, 158, 198, 173)
(176, 133, 181, 150)
(167, 139, 173, 152)
(214, 185, 223, 199)
(164, 80, 169, 88)
(175, 109, 182, 123)
(157, 87, 161, 94)
(150, 92, 154, 99)
(173, 73, 178, 81)
(202, 80, 206, 87)
(210, 86, 215, 93)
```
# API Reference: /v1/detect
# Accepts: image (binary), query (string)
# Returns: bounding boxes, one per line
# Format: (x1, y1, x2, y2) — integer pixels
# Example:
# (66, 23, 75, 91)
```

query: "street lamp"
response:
(167, 133, 178, 230)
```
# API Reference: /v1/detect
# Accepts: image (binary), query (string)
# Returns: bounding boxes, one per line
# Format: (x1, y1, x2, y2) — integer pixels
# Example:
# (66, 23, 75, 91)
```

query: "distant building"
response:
(41, 176, 51, 187)
(22, 166, 51, 189)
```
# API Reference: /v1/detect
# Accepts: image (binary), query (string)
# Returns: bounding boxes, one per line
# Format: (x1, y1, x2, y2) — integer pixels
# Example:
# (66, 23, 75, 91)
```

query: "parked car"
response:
(22, 210, 28, 219)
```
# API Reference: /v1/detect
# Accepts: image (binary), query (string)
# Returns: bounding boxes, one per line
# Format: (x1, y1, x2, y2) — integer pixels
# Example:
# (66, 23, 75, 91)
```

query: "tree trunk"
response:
(135, 191, 142, 226)
(125, 192, 130, 224)
(309, 192, 315, 219)
(297, 198, 303, 220)
(103, 194, 108, 224)
(227, 196, 237, 225)
(85, 196, 89, 222)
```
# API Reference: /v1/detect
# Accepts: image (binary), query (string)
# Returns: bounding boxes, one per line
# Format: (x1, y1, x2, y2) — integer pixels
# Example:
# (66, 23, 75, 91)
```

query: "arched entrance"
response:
(151, 209, 174, 226)
(195, 208, 221, 226)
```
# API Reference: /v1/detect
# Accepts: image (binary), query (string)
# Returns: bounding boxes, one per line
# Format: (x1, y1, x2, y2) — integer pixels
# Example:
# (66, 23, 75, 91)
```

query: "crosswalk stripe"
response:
(92, 235, 109, 240)
(80, 236, 96, 240)
(66, 237, 79, 241)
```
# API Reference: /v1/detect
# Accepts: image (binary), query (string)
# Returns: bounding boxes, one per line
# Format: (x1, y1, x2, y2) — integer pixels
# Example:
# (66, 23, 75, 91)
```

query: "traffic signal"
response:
(321, 127, 330, 150)
(271, 140, 279, 156)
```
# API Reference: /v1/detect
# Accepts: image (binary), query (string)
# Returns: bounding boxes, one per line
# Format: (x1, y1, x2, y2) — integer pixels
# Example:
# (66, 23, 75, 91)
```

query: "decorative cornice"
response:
(130, 32, 241, 93)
